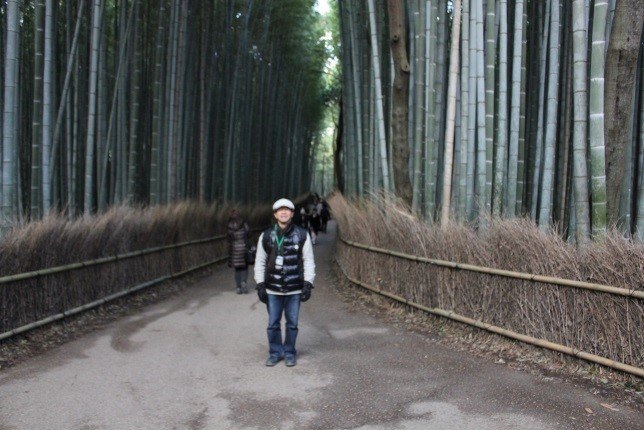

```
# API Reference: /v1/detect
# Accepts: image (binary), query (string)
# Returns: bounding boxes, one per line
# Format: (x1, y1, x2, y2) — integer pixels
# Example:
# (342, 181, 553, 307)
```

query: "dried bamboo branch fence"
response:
(0, 227, 268, 341)
(329, 192, 643, 380)
(0, 199, 273, 340)
(340, 238, 644, 299)
(0, 258, 223, 341)
(337, 237, 644, 378)
(0, 235, 226, 285)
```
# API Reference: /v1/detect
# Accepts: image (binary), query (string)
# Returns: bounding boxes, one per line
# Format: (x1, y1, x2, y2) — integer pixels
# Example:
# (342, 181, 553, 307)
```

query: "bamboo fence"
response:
(340, 237, 644, 299)
(0, 227, 267, 339)
(338, 236, 644, 379)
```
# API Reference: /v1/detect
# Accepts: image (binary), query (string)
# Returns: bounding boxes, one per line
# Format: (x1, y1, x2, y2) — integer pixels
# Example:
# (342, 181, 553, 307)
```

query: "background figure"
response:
(320, 200, 330, 233)
(308, 209, 321, 244)
(227, 209, 250, 294)
(299, 207, 309, 229)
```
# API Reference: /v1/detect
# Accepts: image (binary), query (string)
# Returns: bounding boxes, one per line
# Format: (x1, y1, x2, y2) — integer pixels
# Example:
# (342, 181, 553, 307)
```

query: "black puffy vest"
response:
(262, 223, 308, 292)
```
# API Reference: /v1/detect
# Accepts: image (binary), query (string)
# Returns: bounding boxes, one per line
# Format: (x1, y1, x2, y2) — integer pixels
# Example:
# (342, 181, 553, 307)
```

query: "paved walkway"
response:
(0, 222, 642, 429)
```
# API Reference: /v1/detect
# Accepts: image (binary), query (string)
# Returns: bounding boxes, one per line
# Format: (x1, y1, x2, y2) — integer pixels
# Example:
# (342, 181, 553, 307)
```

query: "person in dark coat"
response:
(320, 202, 330, 233)
(227, 209, 250, 294)
(298, 207, 308, 229)
(308, 208, 321, 244)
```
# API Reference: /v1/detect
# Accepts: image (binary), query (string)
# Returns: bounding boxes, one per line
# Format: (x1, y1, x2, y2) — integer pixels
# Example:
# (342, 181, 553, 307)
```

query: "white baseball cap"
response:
(272, 198, 295, 211)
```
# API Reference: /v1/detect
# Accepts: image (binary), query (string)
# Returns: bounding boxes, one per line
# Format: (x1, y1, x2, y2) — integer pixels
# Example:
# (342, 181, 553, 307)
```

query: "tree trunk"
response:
(387, 0, 413, 206)
(604, 0, 644, 226)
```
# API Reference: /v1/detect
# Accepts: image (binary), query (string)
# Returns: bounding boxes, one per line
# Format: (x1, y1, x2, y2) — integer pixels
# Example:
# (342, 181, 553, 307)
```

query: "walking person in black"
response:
(254, 198, 316, 367)
(227, 209, 250, 294)
(320, 202, 330, 233)
(298, 206, 308, 229)
(308, 208, 321, 244)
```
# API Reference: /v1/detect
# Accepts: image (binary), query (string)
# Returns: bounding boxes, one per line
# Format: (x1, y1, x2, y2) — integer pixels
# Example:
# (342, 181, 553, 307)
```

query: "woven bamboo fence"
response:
(0, 202, 270, 337)
(330, 193, 644, 378)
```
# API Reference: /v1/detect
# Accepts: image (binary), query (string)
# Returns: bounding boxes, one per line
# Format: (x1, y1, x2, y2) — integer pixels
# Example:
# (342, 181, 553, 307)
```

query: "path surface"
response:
(0, 222, 642, 430)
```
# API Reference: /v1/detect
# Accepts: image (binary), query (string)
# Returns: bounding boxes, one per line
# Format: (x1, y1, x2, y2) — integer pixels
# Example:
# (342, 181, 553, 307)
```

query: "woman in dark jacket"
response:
(227, 209, 250, 294)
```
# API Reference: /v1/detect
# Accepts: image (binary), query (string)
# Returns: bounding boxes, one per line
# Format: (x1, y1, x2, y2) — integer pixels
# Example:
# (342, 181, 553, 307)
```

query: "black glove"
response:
(301, 282, 313, 302)
(256, 283, 268, 304)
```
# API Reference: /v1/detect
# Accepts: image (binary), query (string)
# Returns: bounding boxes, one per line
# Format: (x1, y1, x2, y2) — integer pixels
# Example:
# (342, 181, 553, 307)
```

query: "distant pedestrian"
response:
(227, 209, 250, 294)
(320, 202, 330, 233)
(308, 209, 321, 244)
(254, 198, 316, 367)
(298, 207, 308, 229)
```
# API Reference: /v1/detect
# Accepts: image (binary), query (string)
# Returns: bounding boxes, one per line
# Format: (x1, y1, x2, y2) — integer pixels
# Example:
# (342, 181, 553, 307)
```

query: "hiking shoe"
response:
(284, 356, 297, 367)
(236, 287, 242, 294)
(265, 356, 281, 367)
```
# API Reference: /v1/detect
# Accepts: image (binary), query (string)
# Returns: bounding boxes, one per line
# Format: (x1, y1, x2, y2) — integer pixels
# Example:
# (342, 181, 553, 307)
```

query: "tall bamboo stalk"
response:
(493, 0, 509, 217)
(538, 0, 560, 229)
(458, 0, 470, 217)
(507, 0, 524, 217)
(571, 0, 591, 243)
(368, 0, 391, 193)
(589, 0, 608, 236)
(440, 0, 462, 225)
(2, 0, 20, 221)
(30, 1, 45, 218)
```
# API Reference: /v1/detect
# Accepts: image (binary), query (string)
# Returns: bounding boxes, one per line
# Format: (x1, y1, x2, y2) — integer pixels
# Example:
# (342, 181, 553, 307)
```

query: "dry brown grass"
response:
(0, 201, 271, 334)
(329, 193, 644, 369)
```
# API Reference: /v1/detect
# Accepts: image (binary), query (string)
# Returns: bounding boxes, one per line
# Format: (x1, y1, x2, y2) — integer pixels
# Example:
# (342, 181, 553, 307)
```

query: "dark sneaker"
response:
(265, 356, 281, 367)
(284, 356, 297, 367)
(236, 287, 242, 294)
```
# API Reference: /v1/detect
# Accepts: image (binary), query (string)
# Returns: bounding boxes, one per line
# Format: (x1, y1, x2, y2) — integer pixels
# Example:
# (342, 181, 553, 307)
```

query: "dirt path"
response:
(0, 222, 641, 429)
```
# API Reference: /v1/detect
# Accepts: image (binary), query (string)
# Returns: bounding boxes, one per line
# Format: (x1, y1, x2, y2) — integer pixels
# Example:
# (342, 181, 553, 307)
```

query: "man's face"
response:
(274, 207, 294, 224)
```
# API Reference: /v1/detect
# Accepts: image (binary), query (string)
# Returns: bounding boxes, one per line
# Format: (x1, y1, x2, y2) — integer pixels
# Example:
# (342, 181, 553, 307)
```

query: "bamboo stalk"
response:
(0, 257, 225, 341)
(339, 237, 644, 299)
(336, 261, 644, 379)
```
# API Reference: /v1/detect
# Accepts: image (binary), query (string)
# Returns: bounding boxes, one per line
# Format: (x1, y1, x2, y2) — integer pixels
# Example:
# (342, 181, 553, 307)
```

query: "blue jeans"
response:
(266, 293, 301, 359)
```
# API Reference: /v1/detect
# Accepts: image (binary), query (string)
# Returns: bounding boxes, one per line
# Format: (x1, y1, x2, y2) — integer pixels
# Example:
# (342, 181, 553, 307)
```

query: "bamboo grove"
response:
(0, 0, 329, 224)
(336, 0, 644, 243)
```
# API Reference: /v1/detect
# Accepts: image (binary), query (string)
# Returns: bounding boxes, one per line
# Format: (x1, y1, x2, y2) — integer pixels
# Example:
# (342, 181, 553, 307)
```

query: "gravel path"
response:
(0, 222, 641, 429)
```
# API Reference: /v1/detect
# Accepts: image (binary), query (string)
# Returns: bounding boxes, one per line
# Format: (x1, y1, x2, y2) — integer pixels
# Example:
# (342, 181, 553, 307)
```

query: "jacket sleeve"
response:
(302, 233, 316, 284)
(253, 233, 267, 284)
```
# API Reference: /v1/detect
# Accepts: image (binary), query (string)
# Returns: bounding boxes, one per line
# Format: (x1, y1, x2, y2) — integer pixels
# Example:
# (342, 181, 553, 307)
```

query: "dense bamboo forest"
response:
(0, 0, 331, 225)
(1, 0, 643, 245)
(337, 0, 644, 243)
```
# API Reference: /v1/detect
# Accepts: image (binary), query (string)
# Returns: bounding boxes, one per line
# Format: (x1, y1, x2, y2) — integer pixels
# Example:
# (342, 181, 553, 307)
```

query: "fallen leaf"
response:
(584, 407, 593, 414)
(600, 403, 619, 412)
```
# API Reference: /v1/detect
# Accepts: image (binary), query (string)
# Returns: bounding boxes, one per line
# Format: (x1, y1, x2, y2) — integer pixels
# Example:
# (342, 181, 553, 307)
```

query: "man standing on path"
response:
(254, 198, 315, 367)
